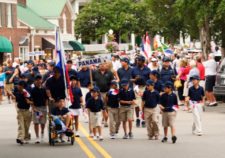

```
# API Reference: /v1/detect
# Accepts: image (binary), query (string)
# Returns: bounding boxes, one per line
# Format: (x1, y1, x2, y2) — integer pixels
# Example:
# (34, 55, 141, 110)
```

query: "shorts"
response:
(205, 75, 216, 92)
(33, 106, 47, 124)
(119, 107, 134, 122)
(90, 111, 102, 128)
(70, 108, 82, 116)
(162, 112, 176, 127)
(5, 83, 14, 93)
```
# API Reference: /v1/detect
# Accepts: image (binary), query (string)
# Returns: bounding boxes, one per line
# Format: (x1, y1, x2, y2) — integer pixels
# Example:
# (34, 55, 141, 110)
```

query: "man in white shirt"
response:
(203, 53, 218, 106)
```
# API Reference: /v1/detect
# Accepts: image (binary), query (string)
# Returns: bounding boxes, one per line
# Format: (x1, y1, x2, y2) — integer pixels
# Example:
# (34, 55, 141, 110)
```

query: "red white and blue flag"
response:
(55, 29, 74, 104)
(141, 32, 152, 59)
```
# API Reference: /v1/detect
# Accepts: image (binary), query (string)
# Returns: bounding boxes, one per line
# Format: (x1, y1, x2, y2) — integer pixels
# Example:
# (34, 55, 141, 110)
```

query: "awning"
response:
(42, 37, 55, 49)
(0, 36, 13, 53)
(69, 40, 85, 51)
(19, 36, 29, 46)
(63, 41, 73, 51)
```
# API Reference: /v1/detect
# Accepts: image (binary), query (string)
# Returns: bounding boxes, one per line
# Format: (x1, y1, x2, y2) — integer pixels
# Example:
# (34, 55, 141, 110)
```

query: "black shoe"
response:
(161, 137, 168, 143)
(16, 139, 24, 145)
(128, 132, 133, 139)
(172, 136, 177, 144)
(141, 121, 146, 128)
(136, 119, 140, 127)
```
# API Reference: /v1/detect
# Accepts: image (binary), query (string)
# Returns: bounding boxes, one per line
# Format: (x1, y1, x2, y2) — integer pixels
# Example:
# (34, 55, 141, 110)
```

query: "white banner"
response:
(28, 51, 45, 56)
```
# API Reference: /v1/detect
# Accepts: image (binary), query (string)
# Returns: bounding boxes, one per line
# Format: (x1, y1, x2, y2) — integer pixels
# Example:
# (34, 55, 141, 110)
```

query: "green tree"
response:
(75, 0, 155, 43)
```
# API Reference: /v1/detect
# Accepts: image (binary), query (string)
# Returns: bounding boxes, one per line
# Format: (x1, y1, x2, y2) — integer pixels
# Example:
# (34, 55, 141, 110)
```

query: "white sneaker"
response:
(35, 138, 40, 144)
(99, 136, 104, 141)
(93, 136, 97, 140)
(110, 135, 115, 139)
(75, 131, 80, 137)
(41, 133, 44, 142)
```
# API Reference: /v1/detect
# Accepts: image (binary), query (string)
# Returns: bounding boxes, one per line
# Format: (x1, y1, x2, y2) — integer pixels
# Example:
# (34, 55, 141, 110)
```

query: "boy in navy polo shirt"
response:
(86, 87, 106, 141)
(142, 80, 160, 140)
(30, 75, 48, 144)
(160, 81, 178, 144)
(10, 80, 32, 145)
(106, 81, 120, 139)
(69, 76, 83, 137)
(188, 75, 205, 136)
(85, 82, 93, 137)
(119, 79, 136, 139)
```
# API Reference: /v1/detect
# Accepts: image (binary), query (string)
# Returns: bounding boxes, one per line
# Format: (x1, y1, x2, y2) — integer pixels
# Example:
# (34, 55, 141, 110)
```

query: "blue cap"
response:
(190, 75, 200, 80)
(164, 81, 173, 88)
(120, 79, 129, 86)
(35, 75, 42, 80)
(121, 57, 129, 64)
(135, 77, 146, 86)
(91, 86, 100, 92)
(146, 79, 154, 86)
(137, 55, 146, 62)
(70, 75, 79, 81)
(27, 60, 34, 65)
(18, 80, 26, 87)
(111, 81, 118, 86)
(150, 70, 159, 77)
(163, 57, 171, 62)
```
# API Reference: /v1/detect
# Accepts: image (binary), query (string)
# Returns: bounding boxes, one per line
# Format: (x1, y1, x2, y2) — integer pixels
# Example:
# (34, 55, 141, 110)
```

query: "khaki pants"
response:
(108, 108, 120, 135)
(17, 109, 32, 141)
(144, 107, 159, 137)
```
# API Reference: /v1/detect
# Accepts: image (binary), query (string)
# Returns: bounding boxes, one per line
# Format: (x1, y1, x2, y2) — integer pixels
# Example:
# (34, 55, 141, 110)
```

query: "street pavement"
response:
(1, 99, 225, 158)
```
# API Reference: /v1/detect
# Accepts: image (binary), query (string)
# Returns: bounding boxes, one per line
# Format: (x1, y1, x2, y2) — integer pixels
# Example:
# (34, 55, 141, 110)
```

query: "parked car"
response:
(213, 58, 225, 101)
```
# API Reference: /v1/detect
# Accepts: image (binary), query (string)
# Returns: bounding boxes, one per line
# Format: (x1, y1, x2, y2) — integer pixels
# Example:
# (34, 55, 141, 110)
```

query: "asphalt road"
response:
(1, 100, 225, 158)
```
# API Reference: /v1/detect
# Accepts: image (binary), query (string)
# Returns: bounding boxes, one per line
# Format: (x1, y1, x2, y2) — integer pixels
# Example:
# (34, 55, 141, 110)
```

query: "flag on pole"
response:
(141, 33, 152, 59)
(55, 28, 74, 105)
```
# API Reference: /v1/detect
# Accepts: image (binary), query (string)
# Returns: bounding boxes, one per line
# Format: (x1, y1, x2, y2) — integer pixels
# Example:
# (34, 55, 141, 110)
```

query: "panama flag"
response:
(141, 32, 152, 59)
(55, 28, 74, 105)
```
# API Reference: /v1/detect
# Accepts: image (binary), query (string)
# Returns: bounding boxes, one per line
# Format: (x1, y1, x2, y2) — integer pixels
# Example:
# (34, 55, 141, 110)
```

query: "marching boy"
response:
(119, 79, 136, 139)
(86, 87, 107, 141)
(10, 80, 32, 145)
(69, 76, 84, 137)
(188, 75, 205, 136)
(106, 81, 120, 139)
(142, 80, 160, 140)
(30, 75, 48, 144)
(160, 81, 178, 144)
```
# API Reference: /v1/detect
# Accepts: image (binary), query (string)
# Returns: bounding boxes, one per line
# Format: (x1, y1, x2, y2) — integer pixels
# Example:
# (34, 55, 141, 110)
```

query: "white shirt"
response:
(112, 60, 121, 71)
(203, 59, 217, 76)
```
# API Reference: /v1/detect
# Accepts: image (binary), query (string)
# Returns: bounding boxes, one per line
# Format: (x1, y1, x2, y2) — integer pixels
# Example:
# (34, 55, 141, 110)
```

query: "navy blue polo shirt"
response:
(117, 67, 133, 88)
(119, 88, 136, 107)
(154, 80, 163, 92)
(51, 107, 69, 116)
(70, 87, 83, 109)
(188, 86, 204, 102)
(13, 89, 30, 110)
(45, 76, 66, 100)
(131, 66, 151, 82)
(106, 89, 119, 108)
(78, 69, 90, 87)
(142, 90, 160, 108)
(86, 97, 104, 112)
(31, 86, 48, 107)
(43, 70, 53, 83)
(160, 92, 178, 112)
(68, 69, 78, 78)
(85, 91, 92, 104)
(160, 66, 175, 83)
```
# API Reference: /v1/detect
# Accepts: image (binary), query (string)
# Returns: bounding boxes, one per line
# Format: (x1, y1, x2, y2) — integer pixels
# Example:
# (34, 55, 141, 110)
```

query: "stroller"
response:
(48, 115, 75, 146)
